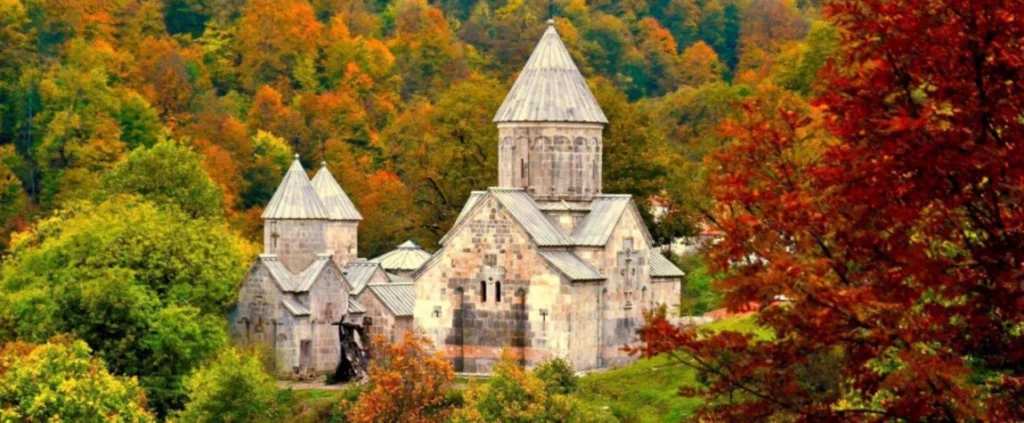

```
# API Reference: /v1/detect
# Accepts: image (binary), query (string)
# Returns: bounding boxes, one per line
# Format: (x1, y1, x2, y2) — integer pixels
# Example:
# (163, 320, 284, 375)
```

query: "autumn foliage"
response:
(346, 331, 455, 423)
(636, 0, 1024, 420)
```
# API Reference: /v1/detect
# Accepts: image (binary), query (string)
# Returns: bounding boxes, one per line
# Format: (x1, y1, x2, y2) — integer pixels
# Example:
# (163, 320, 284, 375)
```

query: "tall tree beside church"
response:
(636, 0, 1024, 419)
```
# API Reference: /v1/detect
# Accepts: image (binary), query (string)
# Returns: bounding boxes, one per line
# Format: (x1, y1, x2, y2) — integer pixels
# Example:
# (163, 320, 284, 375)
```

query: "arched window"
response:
(495, 282, 502, 302)
(480, 281, 487, 302)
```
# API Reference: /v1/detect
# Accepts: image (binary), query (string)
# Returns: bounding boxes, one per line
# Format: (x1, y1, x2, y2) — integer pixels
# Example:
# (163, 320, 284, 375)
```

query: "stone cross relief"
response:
(617, 237, 641, 310)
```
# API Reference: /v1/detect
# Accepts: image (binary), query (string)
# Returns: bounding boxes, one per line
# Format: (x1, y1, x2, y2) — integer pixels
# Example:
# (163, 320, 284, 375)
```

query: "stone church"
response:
(231, 157, 416, 376)
(411, 21, 684, 373)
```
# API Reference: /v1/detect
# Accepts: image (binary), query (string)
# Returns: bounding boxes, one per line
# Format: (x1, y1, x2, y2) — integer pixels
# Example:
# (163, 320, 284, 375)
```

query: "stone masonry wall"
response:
(324, 221, 358, 269)
(300, 265, 346, 373)
(234, 264, 291, 371)
(357, 290, 399, 344)
(650, 277, 682, 311)
(413, 196, 570, 373)
(498, 123, 604, 202)
(599, 205, 652, 367)
(264, 219, 327, 273)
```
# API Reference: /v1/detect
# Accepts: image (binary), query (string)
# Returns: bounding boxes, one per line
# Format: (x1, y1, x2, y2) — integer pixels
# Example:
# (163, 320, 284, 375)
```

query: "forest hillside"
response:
(0, 0, 829, 257)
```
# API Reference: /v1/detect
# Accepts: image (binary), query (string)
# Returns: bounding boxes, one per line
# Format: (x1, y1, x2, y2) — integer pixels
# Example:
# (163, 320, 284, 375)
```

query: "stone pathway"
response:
(277, 380, 351, 390)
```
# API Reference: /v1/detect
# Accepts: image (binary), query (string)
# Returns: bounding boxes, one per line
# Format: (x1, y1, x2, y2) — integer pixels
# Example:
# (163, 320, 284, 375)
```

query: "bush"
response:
(347, 332, 455, 423)
(0, 337, 154, 422)
(175, 348, 286, 423)
(534, 357, 579, 396)
(453, 350, 615, 423)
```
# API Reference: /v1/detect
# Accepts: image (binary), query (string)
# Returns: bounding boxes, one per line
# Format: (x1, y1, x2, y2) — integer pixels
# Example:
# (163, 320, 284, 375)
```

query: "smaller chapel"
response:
(231, 158, 414, 375)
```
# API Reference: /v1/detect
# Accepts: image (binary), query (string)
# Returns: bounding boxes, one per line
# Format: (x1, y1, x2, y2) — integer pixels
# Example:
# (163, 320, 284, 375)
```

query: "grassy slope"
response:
(575, 316, 770, 422)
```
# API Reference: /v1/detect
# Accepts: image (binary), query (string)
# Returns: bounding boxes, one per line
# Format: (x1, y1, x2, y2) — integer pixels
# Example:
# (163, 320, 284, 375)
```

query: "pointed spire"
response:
(262, 156, 330, 220)
(493, 20, 607, 124)
(311, 163, 363, 221)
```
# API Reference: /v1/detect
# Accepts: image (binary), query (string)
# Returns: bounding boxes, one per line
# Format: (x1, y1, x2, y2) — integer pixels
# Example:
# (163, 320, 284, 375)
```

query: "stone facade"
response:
(324, 221, 358, 269)
(233, 255, 347, 374)
(264, 219, 327, 273)
(498, 123, 603, 202)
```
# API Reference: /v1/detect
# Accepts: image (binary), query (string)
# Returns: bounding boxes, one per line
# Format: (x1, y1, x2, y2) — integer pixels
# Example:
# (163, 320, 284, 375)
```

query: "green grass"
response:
(575, 316, 769, 422)
(576, 354, 704, 422)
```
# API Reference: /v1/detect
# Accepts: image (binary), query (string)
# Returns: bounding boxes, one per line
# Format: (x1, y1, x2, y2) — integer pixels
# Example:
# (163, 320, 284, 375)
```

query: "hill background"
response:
(0, 0, 831, 258)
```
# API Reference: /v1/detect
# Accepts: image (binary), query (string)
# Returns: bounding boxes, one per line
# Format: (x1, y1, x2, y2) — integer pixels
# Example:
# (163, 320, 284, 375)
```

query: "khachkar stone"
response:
(493, 19, 608, 203)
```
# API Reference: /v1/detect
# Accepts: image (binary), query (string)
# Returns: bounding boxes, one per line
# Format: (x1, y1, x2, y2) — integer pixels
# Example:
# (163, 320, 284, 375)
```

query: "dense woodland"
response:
(9, 0, 1017, 421)
(0, 0, 831, 258)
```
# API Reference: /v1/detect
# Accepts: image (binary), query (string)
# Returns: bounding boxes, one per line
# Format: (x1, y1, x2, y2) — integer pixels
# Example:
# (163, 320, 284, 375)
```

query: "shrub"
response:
(347, 331, 455, 423)
(175, 348, 286, 423)
(534, 357, 579, 396)
(0, 337, 154, 422)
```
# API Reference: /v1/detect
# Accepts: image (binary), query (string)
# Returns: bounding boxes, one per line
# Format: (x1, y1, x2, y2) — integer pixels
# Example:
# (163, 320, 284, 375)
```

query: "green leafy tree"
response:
(103, 139, 224, 219)
(175, 348, 286, 423)
(771, 20, 840, 96)
(0, 337, 155, 422)
(0, 196, 243, 415)
(243, 130, 292, 209)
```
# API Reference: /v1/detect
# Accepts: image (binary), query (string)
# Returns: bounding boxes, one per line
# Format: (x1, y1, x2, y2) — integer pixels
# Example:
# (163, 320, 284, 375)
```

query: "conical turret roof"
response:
(261, 155, 330, 220)
(493, 20, 607, 124)
(311, 162, 363, 221)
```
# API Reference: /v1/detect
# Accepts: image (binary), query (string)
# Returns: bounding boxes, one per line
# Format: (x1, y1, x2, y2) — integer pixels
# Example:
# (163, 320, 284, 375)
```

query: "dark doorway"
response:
(513, 288, 528, 365)
(300, 340, 312, 369)
(452, 287, 466, 372)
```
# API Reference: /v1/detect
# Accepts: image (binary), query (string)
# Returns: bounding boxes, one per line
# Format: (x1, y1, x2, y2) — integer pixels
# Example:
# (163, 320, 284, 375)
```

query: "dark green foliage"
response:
(534, 357, 579, 396)
(675, 254, 722, 315)
(103, 140, 224, 219)
(0, 197, 243, 415)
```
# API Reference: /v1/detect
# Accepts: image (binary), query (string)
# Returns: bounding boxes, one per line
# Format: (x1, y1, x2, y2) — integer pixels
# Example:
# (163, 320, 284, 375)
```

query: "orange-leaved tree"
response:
(347, 331, 455, 423)
(635, 0, 1024, 420)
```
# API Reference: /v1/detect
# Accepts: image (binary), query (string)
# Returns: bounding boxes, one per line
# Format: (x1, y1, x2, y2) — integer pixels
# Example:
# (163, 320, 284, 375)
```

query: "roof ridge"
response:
(262, 156, 330, 220)
(311, 164, 363, 221)
(493, 23, 607, 124)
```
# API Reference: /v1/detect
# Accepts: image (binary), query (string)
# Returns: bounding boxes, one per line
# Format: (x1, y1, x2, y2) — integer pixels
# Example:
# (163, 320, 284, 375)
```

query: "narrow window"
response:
(480, 281, 487, 302)
(495, 282, 502, 302)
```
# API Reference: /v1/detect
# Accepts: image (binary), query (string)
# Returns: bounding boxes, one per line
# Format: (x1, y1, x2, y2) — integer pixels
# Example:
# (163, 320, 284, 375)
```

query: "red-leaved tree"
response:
(635, 0, 1024, 420)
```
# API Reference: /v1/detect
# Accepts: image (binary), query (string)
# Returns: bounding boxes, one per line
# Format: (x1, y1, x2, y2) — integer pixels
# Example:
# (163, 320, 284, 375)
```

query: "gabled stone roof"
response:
(493, 20, 607, 124)
(366, 283, 415, 317)
(281, 296, 310, 316)
(441, 188, 572, 247)
(490, 189, 574, 246)
(347, 297, 366, 314)
(262, 155, 330, 220)
(538, 250, 605, 281)
(571, 195, 654, 247)
(371, 240, 431, 272)
(649, 251, 686, 279)
(259, 253, 334, 293)
(311, 163, 363, 221)
(342, 260, 381, 296)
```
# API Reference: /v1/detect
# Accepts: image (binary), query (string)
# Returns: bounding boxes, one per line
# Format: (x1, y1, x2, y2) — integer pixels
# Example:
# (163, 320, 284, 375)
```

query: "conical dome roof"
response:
(493, 20, 607, 124)
(311, 162, 363, 221)
(261, 155, 330, 220)
(370, 240, 431, 272)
